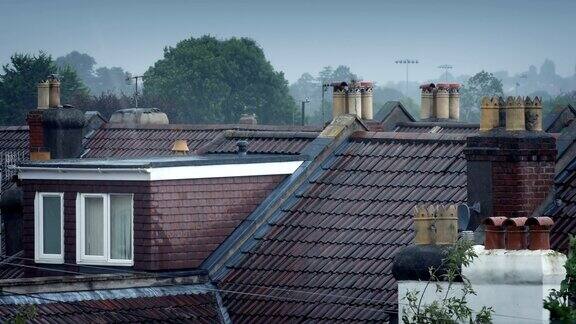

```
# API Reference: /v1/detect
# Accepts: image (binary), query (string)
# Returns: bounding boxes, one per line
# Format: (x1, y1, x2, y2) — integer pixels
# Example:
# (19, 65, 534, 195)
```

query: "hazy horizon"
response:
(1, 0, 575, 85)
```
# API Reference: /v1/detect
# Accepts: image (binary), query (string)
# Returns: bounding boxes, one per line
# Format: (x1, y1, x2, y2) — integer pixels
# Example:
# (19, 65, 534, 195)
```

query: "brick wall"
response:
(26, 110, 44, 150)
(143, 175, 286, 270)
(465, 132, 557, 226)
(21, 174, 286, 274)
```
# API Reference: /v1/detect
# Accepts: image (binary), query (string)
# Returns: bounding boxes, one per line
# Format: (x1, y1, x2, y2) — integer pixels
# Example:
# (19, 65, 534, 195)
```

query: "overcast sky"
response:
(1, 0, 575, 84)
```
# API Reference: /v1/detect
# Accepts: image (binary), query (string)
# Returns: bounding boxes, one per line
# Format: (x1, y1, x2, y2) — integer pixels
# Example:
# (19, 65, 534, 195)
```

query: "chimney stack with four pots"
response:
(331, 81, 374, 120)
(419, 83, 461, 121)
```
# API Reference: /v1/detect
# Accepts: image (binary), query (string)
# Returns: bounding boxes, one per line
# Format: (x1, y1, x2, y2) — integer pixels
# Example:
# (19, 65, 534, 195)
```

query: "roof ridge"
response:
(350, 131, 468, 142)
(102, 123, 322, 132)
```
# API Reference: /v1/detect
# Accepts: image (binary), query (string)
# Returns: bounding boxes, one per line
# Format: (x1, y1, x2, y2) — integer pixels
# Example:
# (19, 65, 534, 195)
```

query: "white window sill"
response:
(35, 257, 64, 264)
(76, 259, 134, 267)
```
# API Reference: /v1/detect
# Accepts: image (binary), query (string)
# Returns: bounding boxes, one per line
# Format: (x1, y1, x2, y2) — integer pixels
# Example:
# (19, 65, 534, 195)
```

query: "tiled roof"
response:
(215, 132, 468, 323)
(0, 126, 29, 191)
(548, 156, 576, 252)
(0, 252, 25, 280)
(0, 293, 220, 323)
(83, 124, 320, 158)
(201, 130, 318, 155)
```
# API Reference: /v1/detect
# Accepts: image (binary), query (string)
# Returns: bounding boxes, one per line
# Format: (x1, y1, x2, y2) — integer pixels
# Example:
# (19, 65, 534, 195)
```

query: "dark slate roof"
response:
(201, 130, 318, 155)
(0, 292, 220, 323)
(544, 104, 576, 133)
(395, 121, 479, 134)
(0, 252, 25, 280)
(214, 132, 468, 323)
(373, 101, 415, 123)
(82, 124, 321, 158)
(547, 155, 576, 252)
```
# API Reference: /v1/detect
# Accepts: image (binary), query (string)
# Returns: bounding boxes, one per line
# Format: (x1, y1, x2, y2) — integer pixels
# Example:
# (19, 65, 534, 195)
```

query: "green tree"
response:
(402, 239, 493, 324)
(143, 36, 296, 124)
(55, 51, 132, 95)
(544, 236, 576, 322)
(0, 52, 89, 125)
(460, 71, 504, 122)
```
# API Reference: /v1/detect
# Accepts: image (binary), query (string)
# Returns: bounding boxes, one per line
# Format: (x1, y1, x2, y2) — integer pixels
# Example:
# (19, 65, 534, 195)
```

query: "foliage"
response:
(143, 36, 296, 124)
(544, 235, 576, 322)
(402, 239, 494, 324)
(460, 71, 504, 122)
(55, 51, 132, 95)
(7, 305, 36, 324)
(0, 52, 89, 125)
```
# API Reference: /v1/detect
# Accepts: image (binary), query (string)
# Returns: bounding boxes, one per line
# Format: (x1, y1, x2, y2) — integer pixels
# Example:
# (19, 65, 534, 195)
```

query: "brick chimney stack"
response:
(465, 96, 556, 230)
(27, 76, 85, 160)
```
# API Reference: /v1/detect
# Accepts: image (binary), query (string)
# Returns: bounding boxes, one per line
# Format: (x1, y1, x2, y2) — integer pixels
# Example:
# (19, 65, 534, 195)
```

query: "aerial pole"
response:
(125, 74, 145, 108)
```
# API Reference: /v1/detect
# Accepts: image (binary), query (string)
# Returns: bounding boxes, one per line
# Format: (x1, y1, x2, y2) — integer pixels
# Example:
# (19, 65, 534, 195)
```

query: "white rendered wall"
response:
(398, 246, 567, 324)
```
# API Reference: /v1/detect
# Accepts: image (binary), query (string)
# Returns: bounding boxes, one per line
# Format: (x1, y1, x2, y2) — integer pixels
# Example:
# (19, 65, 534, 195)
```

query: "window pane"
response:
(110, 195, 132, 260)
(84, 196, 104, 256)
(42, 196, 61, 254)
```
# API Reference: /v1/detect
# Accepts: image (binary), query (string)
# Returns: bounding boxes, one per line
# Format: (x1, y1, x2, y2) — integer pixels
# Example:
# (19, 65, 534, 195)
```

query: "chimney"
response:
(448, 83, 460, 120)
(346, 84, 362, 118)
(27, 76, 85, 160)
(465, 96, 555, 230)
(37, 81, 49, 109)
(48, 75, 61, 108)
(360, 81, 373, 120)
(435, 84, 450, 119)
(332, 82, 347, 119)
(419, 83, 435, 119)
(505, 96, 525, 131)
(239, 113, 258, 125)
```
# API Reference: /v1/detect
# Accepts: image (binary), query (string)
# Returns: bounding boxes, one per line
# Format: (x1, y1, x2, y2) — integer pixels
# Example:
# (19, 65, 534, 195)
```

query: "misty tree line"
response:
(0, 35, 575, 125)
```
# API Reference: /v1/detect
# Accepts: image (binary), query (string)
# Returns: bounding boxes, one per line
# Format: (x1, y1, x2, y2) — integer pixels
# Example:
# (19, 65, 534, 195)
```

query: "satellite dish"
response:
(457, 204, 470, 231)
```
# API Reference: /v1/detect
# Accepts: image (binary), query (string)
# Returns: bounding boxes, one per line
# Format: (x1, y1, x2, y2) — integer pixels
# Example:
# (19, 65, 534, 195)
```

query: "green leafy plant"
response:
(6, 305, 36, 324)
(544, 235, 576, 322)
(402, 239, 494, 324)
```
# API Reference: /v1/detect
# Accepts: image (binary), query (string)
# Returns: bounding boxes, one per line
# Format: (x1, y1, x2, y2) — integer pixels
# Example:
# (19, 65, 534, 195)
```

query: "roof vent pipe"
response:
(237, 140, 248, 156)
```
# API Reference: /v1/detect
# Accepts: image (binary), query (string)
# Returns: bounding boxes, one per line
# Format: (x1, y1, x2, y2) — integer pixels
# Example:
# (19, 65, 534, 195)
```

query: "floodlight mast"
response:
(395, 59, 419, 95)
(438, 64, 453, 82)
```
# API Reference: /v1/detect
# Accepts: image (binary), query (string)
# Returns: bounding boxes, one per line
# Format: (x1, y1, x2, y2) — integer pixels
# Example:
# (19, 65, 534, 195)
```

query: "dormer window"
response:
(76, 193, 133, 266)
(34, 192, 64, 263)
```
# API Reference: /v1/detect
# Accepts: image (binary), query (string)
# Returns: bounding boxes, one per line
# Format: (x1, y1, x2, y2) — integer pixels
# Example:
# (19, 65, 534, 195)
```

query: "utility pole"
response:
(321, 83, 329, 125)
(395, 59, 419, 96)
(126, 74, 145, 108)
(437, 64, 453, 82)
(301, 98, 310, 126)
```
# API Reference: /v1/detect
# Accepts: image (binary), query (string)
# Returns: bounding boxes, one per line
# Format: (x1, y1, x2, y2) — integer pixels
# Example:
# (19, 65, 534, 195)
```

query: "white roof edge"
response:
(17, 161, 304, 181)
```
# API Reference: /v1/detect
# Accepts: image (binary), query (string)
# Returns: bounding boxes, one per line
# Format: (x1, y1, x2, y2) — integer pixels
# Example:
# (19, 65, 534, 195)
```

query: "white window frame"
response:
(76, 193, 134, 266)
(34, 192, 64, 264)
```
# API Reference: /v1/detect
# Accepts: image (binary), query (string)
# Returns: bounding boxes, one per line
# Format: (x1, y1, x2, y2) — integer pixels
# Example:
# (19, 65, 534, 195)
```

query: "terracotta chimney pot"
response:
(332, 82, 347, 119)
(505, 96, 526, 131)
(503, 217, 528, 250)
(48, 75, 61, 108)
(37, 81, 49, 109)
(526, 217, 554, 250)
(482, 217, 507, 249)
(413, 205, 436, 245)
